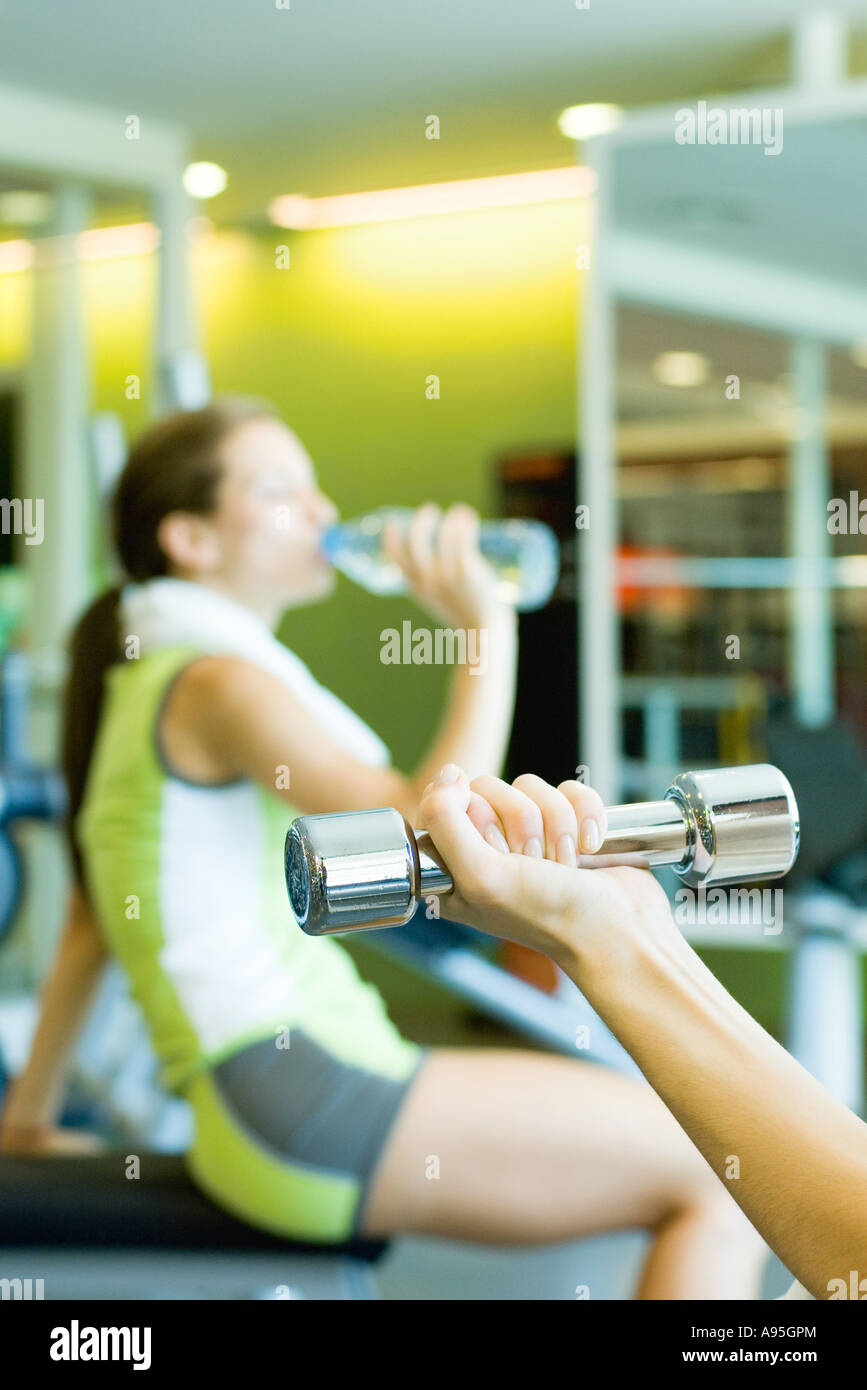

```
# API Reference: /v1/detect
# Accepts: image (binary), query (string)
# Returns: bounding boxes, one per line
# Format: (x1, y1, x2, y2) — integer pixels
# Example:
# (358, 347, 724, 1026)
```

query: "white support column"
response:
(793, 10, 847, 91)
(16, 185, 93, 978)
(788, 919, 864, 1114)
(787, 338, 834, 726)
(152, 179, 208, 412)
(577, 138, 619, 802)
(21, 184, 93, 665)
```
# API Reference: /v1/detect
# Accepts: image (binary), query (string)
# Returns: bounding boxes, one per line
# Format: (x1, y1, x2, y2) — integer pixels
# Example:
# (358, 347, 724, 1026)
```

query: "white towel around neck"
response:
(119, 576, 390, 767)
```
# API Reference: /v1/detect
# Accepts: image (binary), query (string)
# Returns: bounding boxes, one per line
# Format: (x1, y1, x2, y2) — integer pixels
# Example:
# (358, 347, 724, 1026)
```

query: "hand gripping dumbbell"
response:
(285, 764, 799, 936)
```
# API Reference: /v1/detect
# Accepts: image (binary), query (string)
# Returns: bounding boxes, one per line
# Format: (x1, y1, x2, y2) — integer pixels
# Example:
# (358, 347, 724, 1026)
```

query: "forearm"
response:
(413, 607, 517, 790)
(564, 925, 867, 1298)
(2, 911, 108, 1128)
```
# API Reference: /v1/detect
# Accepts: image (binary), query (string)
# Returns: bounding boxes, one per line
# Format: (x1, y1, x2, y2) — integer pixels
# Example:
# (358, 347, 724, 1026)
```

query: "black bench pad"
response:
(0, 1155, 387, 1260)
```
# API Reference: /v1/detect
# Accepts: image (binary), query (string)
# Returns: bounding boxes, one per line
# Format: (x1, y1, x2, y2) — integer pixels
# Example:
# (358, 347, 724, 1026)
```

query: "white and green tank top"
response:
(77, 645, 421, 1095)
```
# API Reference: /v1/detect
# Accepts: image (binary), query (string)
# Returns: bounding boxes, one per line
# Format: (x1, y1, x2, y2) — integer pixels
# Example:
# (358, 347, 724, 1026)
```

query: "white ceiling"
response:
(0, 0, 865, 218)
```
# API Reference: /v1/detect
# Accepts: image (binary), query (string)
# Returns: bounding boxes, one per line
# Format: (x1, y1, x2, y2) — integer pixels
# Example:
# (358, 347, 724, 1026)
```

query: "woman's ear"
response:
(156, 511, 223, 575)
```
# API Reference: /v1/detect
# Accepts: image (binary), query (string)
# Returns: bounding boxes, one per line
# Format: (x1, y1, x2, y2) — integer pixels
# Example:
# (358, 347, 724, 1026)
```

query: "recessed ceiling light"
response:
(557, 104, 623, 141)
(0, 190, 53, 226)
(182, 162, 228, 200)
(653, 351, 711, 388)
(850, 340, 867, 369)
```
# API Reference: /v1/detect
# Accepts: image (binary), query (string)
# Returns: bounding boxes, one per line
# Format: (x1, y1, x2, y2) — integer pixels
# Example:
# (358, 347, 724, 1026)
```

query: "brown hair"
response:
(61, 395, 277, 891)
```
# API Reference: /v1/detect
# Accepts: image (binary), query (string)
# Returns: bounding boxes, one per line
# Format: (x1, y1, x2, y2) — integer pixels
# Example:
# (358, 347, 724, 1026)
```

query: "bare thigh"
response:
(358, 1047, 724, 1244)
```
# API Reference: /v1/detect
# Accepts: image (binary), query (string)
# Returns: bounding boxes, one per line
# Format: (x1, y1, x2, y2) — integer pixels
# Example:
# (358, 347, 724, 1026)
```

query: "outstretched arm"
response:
(0, 881, 109, 1154)
(417, 765, 867, 1300)
(571, 906, 867, 1301)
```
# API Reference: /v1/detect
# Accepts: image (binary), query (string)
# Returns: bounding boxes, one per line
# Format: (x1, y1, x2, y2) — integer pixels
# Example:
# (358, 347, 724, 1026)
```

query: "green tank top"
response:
(77, 646, 420, 1094)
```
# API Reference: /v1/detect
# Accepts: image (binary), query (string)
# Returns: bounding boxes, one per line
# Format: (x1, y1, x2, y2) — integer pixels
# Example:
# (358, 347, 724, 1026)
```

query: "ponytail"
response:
(60, 586, 123, 890)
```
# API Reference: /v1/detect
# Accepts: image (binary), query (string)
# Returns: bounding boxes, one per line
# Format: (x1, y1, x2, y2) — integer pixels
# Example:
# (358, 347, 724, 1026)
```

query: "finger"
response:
(406, 503, 441, 581)
(438, 504, 479, 573)
(468, 774, 545, 858)
(382, 517, 407, 570)
(555, 779, 608, 854)
(464, 787, 511, 856)
(511, 772, 579, 866)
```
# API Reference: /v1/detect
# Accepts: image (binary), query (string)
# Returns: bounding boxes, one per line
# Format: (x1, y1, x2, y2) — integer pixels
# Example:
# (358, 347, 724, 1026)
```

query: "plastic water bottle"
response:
(321, 506, 560, 612)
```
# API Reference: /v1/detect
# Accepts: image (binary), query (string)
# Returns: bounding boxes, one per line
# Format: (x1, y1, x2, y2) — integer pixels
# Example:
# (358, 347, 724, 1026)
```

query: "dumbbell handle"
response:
(285, 764, 799, 935)
(409, 799, 691, 894)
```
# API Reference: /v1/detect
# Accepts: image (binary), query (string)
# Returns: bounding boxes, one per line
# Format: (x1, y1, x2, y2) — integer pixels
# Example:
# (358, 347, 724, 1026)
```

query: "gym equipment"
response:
(0, 1155, 383, 1300)
(285, 764, 799, 936)
(0, 653, 67, 943)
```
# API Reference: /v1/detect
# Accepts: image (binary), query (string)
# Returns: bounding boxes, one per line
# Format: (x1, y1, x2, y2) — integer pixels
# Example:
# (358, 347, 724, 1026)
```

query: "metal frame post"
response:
(577, 136, 619, 803)
(787, 338, 834, 726)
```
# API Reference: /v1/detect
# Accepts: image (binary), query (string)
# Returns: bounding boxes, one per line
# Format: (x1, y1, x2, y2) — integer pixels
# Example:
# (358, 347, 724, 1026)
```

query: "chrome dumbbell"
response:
(285, 764, 799, 936)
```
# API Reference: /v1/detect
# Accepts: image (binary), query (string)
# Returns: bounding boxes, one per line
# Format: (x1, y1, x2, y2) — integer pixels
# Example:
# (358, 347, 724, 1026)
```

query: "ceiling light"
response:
(78, 222, 160, 261)
(0, 222, 161, 274)
(268, 166, 595, 229)
(557, 104, 623, 141)
(652, 351, 711, 388)
(183, 162, 228, 200)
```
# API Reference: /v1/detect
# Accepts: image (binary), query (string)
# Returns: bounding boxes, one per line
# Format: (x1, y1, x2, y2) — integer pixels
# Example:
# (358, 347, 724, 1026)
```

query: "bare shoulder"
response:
(161, 655, 293, 781)
(172, 653, 283, 704)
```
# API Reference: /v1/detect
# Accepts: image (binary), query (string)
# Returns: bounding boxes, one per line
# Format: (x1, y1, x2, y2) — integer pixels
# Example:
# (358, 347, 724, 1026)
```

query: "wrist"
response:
(457, 603, 517, 636)
(1, 1120, 48, 1137)
(1, 1079, 56, 1130)
(1, 1102, 55, 1130)
(553, 889, 692, 996)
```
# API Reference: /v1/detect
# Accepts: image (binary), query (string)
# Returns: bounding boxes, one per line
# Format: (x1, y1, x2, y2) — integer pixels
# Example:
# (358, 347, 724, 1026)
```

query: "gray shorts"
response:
(210, 1029, 430, 1237)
